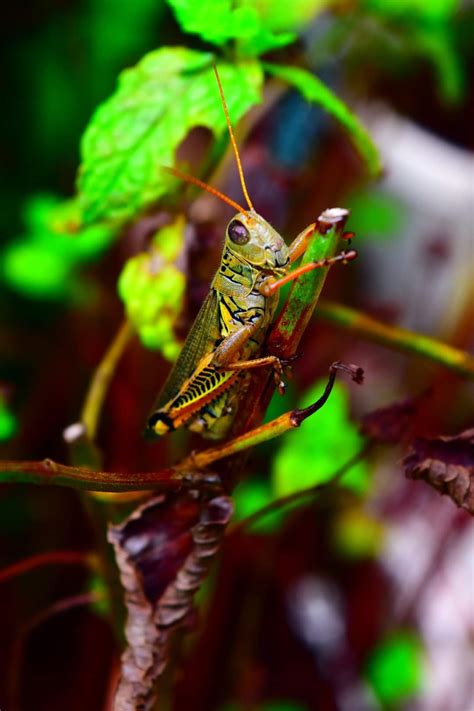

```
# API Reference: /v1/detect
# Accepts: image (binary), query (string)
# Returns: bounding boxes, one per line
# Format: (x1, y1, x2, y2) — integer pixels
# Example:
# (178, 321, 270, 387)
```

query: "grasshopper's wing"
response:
(152, 289, 219, 411)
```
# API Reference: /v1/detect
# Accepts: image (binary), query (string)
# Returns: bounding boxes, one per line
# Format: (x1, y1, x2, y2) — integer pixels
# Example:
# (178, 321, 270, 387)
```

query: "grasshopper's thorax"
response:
(212, 211, 289, 298)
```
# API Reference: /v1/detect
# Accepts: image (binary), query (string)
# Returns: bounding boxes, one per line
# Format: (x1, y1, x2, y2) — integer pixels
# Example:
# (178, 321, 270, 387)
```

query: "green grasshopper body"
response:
(148, 212, 288, 439)
(147, 69, 356, 441)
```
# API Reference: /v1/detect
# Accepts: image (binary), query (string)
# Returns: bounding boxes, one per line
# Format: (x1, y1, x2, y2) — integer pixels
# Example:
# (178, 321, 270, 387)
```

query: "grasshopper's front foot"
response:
(272, 353, 301, 395)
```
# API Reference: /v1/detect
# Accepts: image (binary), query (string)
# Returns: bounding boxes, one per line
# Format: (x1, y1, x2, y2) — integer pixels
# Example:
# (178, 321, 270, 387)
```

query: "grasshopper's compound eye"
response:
(228, 219, 250, 245)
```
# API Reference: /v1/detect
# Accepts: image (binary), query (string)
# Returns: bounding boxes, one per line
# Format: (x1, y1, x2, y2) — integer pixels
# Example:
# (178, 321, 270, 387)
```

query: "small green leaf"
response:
(2, 194, 115, 301)
(118, 217, 186, 360)
(165, 0, 296, 55)
(78, 48, 263, 226)
(366, 631, 423, 706)
(263, 63, 382, 177)
(2, 240, 73, 299)
(272, 380, 369, 497)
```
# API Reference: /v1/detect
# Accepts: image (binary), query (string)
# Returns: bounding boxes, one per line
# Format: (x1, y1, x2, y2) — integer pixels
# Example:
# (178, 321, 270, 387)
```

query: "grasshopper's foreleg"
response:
(287, 223, 317, 263)
(211, 323, 258, 368)
(259, 249, 358, 298)
(211, 322, 290, 393)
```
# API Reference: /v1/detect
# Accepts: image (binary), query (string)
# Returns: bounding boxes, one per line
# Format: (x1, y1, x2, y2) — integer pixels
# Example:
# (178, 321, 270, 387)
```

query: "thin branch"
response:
(316, 300, 474, 380)
(228, 445, 371, 535)
(0, 366, 362, 492)
(0, 459, 213, 493)
(80, 319, 133, 440)
(0, 550, 95, 584)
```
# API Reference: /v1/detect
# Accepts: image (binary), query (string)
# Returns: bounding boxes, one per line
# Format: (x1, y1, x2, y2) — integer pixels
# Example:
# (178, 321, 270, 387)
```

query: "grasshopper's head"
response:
(225, 211, 289, 271)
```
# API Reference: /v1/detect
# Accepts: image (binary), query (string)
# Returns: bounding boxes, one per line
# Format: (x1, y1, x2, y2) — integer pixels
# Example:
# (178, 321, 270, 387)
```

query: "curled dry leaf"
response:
(404, 428, 474, 514)
(108, 491, 233, 711)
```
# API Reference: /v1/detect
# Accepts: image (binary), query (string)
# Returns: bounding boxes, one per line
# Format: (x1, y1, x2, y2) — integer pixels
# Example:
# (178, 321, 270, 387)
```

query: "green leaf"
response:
(272, 380, 369, 498)
(244, 0, 328, 33)
(165, 0, 296, 55)
(2, 193, 114, 300)
(366, 631, 423, 706)
(118, 217, 187, 360)
(263, 63, 382, 177)
(414, 25, 464, 103)
(78, 48, 263, 226)
(2, 240, 74, 299)
(364, 0, 459, 24)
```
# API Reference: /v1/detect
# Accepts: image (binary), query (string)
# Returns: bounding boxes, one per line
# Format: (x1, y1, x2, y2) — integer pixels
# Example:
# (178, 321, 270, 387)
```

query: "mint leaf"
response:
(78, 48, 263, 226)
(165, 0, 296, 55)
(263, 63, 382, 177)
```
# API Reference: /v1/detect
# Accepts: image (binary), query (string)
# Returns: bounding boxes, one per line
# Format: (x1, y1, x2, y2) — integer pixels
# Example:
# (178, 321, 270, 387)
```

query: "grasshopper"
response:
(148, 68, 356, 441)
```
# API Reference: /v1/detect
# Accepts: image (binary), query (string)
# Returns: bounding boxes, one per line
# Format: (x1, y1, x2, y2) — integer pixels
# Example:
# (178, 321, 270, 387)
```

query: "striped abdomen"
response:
(148, 353, 239, 435)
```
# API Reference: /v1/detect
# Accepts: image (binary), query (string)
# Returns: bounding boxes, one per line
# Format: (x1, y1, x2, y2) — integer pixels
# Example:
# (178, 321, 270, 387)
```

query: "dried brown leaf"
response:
(108, 491, 233, 710)
(404, 428, 474, 514)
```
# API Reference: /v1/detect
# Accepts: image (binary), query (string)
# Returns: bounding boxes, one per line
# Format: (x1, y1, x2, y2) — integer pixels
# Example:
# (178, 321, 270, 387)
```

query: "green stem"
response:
(228, 445, 370, 535)
(270, 209, 349, 354)
(81, 319, 133, 440)
(316, 300, 474, 380)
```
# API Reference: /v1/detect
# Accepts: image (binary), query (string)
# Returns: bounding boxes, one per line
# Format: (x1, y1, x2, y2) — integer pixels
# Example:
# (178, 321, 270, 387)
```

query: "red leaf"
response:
(108, 491, 233, 710)
(404, 428, 474, 514)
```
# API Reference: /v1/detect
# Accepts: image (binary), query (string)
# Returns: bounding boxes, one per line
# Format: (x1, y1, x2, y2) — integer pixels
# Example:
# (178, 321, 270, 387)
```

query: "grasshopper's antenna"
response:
(163, 166, 247, 215)
(213, 65, 255, 212)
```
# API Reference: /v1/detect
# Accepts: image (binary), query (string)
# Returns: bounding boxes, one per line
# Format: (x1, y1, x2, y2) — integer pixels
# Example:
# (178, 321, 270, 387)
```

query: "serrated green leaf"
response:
(165, 0, 296, 55)
(78, 48, 263, 226)
(263, 63, 382, 177)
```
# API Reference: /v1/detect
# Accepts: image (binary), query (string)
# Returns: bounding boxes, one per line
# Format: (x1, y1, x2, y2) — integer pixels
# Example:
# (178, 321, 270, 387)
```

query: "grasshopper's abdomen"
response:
(148, 352, 240, 436)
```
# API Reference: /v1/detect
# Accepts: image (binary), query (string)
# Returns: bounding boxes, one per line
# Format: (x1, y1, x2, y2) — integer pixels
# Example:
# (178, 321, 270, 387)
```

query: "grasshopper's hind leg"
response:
(177, 362, 364, 471)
